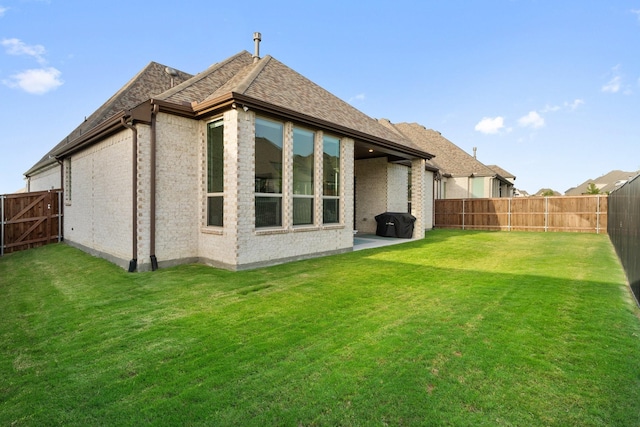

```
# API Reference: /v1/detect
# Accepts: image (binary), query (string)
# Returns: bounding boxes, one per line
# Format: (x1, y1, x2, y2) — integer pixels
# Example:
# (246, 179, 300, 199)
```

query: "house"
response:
(512, 188, 530, 197)
(565, 170, 639, 195)
(379, 121, 515, 199)
(24, 34, 435, 272)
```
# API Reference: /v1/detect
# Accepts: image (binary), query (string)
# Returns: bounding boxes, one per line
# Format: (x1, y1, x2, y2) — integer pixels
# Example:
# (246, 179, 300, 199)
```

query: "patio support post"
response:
(411, 158, 426, 239)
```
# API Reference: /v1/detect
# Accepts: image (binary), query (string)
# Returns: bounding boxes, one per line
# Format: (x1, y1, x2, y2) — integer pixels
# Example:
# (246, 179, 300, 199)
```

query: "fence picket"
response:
(434, 195, 607, 234)
(0, 189, 63, 255)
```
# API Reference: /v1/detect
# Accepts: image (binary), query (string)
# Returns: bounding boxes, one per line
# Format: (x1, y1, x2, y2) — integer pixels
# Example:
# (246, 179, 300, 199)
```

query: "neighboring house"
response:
(379, 121, 515, 199)
(535, 188, 562, 197)
(513, 188, 530, 197)
(565, 170, 639, 195)
(24, 36, 435, 272)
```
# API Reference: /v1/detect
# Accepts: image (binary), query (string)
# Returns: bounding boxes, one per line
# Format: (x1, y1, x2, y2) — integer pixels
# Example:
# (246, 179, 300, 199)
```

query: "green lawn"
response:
(1, 230, 639, 426)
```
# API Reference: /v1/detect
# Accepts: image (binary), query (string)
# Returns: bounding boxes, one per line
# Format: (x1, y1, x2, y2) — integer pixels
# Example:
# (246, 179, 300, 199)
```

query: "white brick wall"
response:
(151, 113, 201, 267)
(64, 128, 133, 268)
(423, 170, 434, 230)
(354, 157, 388, 234)
(354, 157, 412, 234)
(387, 163, 409, 212)
(27, 163, 60, 192)
(59, 108, 430, 271)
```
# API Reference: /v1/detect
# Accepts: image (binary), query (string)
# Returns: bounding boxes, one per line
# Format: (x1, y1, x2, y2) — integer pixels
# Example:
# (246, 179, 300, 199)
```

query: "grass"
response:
(1, 229, 640, 426)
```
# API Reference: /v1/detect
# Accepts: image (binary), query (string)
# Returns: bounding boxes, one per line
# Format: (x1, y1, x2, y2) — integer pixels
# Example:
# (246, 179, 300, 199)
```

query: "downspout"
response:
(121, 117, 138, 272)
(56, 158, 65, 243)
(149, 103, 159, 271)
(58, 158, 64, 193)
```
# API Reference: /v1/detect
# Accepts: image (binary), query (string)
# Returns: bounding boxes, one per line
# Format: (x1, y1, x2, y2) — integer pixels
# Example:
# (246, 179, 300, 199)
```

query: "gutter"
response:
(120, 117, 138, 272)
(194, 92, 435, 161)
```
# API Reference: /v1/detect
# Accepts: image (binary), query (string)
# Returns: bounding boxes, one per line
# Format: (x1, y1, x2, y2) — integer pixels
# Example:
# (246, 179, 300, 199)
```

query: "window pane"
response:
(323, 199, 339, 224)
(293, 127, 314, 195)
(256, 196, 282, 227)
(293, 197, 313, 225)
(323, 136, 340, 196)
(207, 196, 223, 226)
(255, 118, 283, 194)
(207, 120, 224, 193)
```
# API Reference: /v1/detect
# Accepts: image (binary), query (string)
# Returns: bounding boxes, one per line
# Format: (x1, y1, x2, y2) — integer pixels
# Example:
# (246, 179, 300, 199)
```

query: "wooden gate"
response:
(1, 189, 63, 256)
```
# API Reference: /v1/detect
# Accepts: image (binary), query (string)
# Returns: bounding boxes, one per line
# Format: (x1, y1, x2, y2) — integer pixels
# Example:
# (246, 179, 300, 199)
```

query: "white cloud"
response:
(566, 99, 584, 110)
(602, 75, 622, 93)
(518, 111, 545, 129)
(1, 37, 64, 94)
(3, 67, 63, 94)
(632, 9, 640, 22)
(1, 38, 47, 64)
(474, 116, 505, 134)
(601, 65, 626, 93)
(349, 93, 366, 102)
(0, 6, 8, 17)
(540, 104, 561, 113)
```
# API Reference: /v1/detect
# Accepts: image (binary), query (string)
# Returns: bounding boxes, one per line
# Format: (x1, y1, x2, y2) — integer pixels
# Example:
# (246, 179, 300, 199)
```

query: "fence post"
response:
(508, 197, 512, 232)
(596, 195, 601, 234)
(462, 198, 465, 230)
(58, 190, 63, 242)
(544, 197, 549, 232)
(1, 194, 4, 257)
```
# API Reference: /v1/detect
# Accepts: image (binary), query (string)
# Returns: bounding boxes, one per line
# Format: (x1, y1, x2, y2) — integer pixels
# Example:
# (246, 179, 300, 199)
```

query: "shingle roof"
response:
(26, 61, 193, 175)
(564, 170, 639, 195)
(380, 121, 498, 177)
(486, 165, 515, 180)
(157, 51, 255, 105)
(27, 50, 433, 177)
(225, 56, 420, 147)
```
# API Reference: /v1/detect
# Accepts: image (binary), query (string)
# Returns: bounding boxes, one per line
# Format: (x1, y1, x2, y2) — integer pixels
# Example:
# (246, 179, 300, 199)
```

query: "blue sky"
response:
(1, 0, 639, 195)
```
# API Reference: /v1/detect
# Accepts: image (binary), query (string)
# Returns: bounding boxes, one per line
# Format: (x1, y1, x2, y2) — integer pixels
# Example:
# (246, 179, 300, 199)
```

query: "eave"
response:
(228, 92, 434, 161)
(53, 92, 435, 163)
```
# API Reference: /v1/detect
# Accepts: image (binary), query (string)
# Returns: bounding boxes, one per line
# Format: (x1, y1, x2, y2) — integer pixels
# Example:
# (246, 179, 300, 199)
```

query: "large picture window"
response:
(207, 120, 224, 226)
(293, 127, 314, 225)
(322, 135, 340, 224)
(255, 118, 283, 227)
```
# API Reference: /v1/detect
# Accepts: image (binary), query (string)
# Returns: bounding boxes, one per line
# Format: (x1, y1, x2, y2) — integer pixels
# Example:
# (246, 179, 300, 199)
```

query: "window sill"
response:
(255, 227, 287, 235)
(321, 224, 344, 230)
(292, 225, 320, 233)
(201, 227, 224, 235)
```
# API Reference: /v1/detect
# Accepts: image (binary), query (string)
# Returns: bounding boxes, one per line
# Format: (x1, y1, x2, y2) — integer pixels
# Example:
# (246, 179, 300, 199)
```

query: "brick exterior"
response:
(411, 158, 426, 237)
(387, 163, 410, 212)
(55, 108, 431, 271)
(354, 157, 412, 235)
(439, 176, 507, 199)
(423, 170, 435, 230)
(63, 129, 134, 268)
(27, 163, 60, 192)
(150, 113, 201, 267)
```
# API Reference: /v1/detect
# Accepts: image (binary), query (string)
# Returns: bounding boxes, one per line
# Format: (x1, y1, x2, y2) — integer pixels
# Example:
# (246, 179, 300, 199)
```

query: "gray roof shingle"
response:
(27, 50, 433, 176)
(565, 170, 638, 195)
(27, 61, 193, 175)
(380, 121, 498, 177)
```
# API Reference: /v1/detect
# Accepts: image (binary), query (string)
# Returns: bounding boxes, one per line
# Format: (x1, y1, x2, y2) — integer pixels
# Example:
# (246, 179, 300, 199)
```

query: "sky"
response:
(1, 0, 639, 195)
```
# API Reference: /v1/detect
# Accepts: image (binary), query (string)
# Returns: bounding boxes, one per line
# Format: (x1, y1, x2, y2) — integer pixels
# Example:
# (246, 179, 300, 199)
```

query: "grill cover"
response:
(374, 212, 416, 238)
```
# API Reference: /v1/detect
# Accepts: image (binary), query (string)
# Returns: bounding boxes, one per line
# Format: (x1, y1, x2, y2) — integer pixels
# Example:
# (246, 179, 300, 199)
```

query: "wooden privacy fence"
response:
(1, 189, 63, 256)
(434, 195, 607, 234)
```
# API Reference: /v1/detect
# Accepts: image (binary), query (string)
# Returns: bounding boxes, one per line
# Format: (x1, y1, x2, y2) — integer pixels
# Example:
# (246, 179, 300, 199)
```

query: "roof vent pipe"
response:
(253, 32, 262, 63)
(165, 67, 178, 88)
(473, 147, 477, 159)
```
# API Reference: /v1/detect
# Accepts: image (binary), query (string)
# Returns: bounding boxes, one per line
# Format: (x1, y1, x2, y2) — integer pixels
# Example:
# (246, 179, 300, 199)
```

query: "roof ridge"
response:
(234, 55, 272, 95)
(156, 51, 251, 100)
